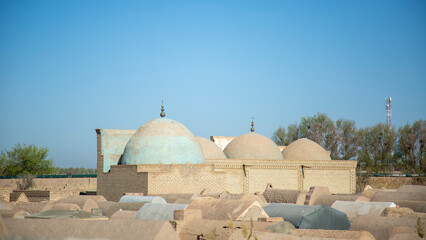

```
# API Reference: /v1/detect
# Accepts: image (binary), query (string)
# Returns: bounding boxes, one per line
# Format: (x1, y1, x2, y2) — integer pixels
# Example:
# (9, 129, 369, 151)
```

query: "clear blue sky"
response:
(1, 1, 425, 168)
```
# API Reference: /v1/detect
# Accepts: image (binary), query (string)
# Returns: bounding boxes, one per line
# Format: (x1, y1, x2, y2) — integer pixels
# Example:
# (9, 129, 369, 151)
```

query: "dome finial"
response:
(251, 117, 255, 132)
(160, 100, 165, 118)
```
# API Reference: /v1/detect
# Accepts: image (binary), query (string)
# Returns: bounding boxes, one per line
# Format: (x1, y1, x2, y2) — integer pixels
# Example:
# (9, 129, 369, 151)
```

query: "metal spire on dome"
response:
(160, 100, 165, 118)
(251, 117, 255, 132)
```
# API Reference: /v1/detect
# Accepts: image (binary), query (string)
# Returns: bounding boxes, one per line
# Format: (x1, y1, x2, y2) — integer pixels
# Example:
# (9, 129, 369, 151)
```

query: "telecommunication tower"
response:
(385, 96, 392, 127)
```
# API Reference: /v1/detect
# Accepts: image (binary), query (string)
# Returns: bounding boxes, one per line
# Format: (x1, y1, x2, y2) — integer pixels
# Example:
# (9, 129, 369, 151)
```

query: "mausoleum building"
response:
(96, 106, 357, 201)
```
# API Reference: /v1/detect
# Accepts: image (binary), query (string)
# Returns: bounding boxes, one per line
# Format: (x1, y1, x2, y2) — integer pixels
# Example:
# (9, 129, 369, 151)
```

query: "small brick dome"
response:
(282, 138, 331, 160)
(223, 132, 283, 160)
(196, 137, 227, 160)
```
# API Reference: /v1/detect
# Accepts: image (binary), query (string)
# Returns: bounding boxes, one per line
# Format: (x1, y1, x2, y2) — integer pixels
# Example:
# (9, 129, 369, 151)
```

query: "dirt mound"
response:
(416, 203, 426, 213)
(263, 189, 300, 203)
(381, 207, 426, 219)
(96, 201, 116, 215)
(393, 200, 426, 212)
(397, 185, 426, 193)
(350, 215, 426, 240)
(57, 196, 99, 212)
(49, 203, 81, 211)
(187, 198, 268, 221)
(0, 209, 30, 219)
(4, 218, 180, 240)
(0, 200, 14, 211)
(389, 226, 420, 240)
(290, 228, 375, 240)
(361, 189, 379, 200)
(110, 210, 137, 219)
(371, 191, 426, 202)
(104, 202, 148, 218)
(314, 194, 359, 206)
(148, 193, 197, 203)
(14, 202, 51, 214)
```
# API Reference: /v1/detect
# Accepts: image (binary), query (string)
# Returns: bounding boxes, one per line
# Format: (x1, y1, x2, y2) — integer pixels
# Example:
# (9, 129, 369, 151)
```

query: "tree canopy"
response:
(0, 144, 55, 176)
(394, 120, 425, 173)
(272, 113, 425, 174)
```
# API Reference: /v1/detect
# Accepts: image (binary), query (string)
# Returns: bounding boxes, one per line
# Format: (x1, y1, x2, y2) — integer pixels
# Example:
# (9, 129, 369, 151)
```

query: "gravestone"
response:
(264, 203, 350, 230)
(119, 195, 166, 204)
(331, 201, 396, 219)
(135, 203, 188, 221)
(186, 198, 269, 221)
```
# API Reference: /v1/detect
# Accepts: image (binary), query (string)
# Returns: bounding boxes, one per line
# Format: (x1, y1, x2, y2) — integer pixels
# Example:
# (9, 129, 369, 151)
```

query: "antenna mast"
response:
(385, 96, 392, 127)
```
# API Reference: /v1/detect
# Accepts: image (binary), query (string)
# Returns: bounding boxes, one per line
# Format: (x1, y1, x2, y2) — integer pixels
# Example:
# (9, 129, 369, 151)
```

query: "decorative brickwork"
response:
(207, 159, 357, 194)
(0, 187, 13, 202)
(11, 190, 49, 202)
(249, 168, 299, 193)
(10, 192, 30, 202)
(145, 164, 226, 195)
(8, 190, 79, 202)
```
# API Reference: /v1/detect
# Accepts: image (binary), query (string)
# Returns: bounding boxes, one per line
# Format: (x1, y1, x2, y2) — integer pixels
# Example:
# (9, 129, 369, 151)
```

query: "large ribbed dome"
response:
(282, 138, 331, 160)
(121, 118, 205, 165)
(223, 132, 284, 160)
(196, 137, 227, 160)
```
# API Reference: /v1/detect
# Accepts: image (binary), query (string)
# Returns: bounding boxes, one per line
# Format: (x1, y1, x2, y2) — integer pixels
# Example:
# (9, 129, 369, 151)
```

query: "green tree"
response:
(335, 119, 360, 160)
(394, 120, 425, 174)
(54, 167, 96, 175)
(272, 127, 286, 146)
(286, 123, 300, 145)
(0, 144, 55, 176)
(358, 123, 395, 173)
(298, 113, 338, 159)
(272, 123, 300, 146)
(0, 152, 8, 175)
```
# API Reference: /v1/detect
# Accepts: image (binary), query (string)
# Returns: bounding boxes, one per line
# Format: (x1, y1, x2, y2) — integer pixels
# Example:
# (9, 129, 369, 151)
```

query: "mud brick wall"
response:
(50, 191, 80, 201)
(0, 178, 97, 192)
(98, 164, 227, 201)
(143, 164, 227, 195)
(208, 159, 357, 194)
(97, 165, 148, 202)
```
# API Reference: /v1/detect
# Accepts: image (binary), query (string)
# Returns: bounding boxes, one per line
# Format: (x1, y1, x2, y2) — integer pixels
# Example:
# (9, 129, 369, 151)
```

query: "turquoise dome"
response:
(121, 118, 205, 165)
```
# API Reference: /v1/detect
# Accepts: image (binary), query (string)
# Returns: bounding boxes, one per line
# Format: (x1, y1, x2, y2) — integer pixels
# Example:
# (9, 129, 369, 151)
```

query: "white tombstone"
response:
(331, 201, 396, 219)
(134, 203, 188, 221)
(118, 195, 166, 204)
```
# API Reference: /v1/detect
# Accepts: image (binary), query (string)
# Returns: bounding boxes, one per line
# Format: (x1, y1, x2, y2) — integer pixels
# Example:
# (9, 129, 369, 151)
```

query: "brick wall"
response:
(50, 191, 80, 201)
(249, 168, 299, 193)
(98, 164, 227, 201)
(97, 159, 357, 201)
(0, 178, 96, 192)
(208, 159, 357, 194)
(0, 187, 13, 202)
(97, 165, 148, 202)
(145, 164, 227, 195)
